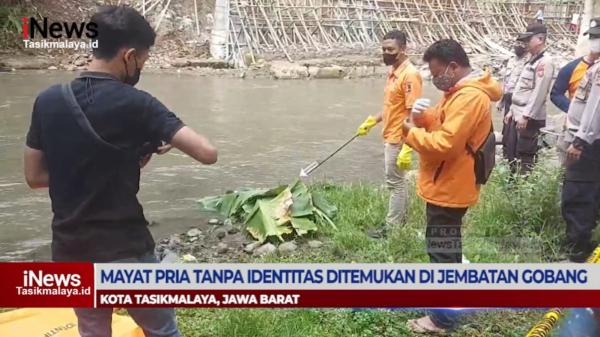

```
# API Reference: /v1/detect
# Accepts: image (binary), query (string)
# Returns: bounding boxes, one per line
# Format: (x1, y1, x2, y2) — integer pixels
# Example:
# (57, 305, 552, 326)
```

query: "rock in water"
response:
(186, 228, 202, 237)
(208, 218, 220, 225)
(308, 240, 323, 249)
(255, 243, 276, 256)
(223, 218, 233, 227)
(278, 242, 297, 256)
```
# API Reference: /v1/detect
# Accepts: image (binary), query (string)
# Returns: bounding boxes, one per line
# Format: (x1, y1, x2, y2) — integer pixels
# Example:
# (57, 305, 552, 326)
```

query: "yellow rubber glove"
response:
(396, 143, 413, 170)
(357, 116, 377, 136)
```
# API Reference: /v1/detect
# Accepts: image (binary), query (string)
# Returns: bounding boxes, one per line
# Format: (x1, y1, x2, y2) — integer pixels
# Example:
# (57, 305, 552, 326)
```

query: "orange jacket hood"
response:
(447, 69, 503, 103)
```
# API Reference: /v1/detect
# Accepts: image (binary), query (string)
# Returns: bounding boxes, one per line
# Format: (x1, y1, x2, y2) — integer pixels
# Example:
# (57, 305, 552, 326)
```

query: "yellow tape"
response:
(524, 245, 600, 336)
(586, 247, 600, 263)
(525, 309, 562, 337)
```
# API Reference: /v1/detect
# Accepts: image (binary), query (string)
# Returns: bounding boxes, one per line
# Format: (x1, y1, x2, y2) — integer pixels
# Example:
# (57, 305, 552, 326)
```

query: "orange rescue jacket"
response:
(404, 70, 502, 208)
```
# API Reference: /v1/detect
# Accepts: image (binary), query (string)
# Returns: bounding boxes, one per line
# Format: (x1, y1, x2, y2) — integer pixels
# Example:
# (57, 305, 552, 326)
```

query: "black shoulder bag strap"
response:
(61, 82, 123, 152)
(466, 124, 494, 155)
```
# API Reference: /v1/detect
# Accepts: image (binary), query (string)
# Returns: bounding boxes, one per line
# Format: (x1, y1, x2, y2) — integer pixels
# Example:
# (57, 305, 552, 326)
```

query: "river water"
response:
(2, 70, 513, 261)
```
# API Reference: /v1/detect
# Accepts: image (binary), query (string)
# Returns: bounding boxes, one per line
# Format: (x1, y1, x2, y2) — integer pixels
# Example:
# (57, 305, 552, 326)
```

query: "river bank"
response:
(150, 155, 566, 336)
(0, 52, 514, 80)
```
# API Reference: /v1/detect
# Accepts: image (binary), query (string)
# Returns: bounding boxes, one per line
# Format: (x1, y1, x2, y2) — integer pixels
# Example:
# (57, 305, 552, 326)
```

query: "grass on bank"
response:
(175, 154, 580, 337)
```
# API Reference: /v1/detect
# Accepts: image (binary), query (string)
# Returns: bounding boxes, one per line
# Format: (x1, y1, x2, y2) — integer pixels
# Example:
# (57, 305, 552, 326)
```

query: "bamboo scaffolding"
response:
(213, 0, 581, 64)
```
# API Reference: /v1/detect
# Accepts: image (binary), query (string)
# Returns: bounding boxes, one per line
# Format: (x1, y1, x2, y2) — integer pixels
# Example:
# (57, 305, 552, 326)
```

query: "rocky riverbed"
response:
(154, 217, 326, 263)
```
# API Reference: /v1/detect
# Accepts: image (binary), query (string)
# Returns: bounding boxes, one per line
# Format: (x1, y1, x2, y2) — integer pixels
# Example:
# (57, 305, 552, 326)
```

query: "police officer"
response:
(505, 23, 555, 174)
(562, 18, 600, 263)
(500, 40, 528, 162)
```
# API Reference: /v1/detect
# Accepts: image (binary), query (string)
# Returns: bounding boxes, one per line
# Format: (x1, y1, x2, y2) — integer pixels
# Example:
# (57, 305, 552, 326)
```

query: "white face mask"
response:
(590, 39, 600, 53)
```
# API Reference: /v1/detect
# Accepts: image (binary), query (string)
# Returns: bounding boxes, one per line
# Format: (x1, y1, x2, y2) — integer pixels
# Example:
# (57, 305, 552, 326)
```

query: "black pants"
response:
(502, 118, 544, 175)
(426, 203, 468, 263)
(501, 94, 516, 162)
(562, 180, 600, 262)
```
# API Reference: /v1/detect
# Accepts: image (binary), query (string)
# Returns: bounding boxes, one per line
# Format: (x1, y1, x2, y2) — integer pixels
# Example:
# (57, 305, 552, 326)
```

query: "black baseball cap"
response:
(584, 17, 600, 36)
(517, 22, 547, 41)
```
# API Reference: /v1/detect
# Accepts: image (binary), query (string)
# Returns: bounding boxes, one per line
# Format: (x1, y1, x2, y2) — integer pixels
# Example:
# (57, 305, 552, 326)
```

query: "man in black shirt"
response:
(24, 5, 217, 337)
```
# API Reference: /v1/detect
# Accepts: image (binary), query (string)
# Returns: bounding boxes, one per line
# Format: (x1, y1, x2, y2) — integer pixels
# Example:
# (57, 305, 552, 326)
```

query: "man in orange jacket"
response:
(402, 39, 502, 333)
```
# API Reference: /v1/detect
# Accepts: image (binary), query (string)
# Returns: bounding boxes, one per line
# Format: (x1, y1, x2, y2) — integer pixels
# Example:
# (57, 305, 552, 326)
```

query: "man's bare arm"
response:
(24, 146, 49, 189)
(170, 126, 218, 164)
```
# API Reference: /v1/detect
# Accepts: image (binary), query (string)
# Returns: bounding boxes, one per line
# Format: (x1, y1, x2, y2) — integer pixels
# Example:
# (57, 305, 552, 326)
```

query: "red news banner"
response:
(0, 263, 94, 307)
(2, 263, 600, 308)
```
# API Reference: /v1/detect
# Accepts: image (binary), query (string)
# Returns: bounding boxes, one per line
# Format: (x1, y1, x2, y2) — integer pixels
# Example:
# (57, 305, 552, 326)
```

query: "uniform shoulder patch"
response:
(536, 62, 545, 77)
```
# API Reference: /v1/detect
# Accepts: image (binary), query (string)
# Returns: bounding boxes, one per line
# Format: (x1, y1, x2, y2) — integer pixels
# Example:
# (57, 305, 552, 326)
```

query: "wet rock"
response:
(171, 58, 190, 67)
(223, 218, 233, 227)
(254, 243, 276, 256)
(161, 250, 179, 263)
(187, 228, 202, 237)
(216, 243, 228, 254)
(345, 65, 374, 79)
(215, 228, 227, 240)
(278, 242, 297, 256)
(47, 66, 58, 70)
(74, 58, 87, 67)
(66, 65, 76, 71)
(208, 218, 220, 225)
(308, 240, 323, 249)
(311, 65, 346, 79)
(270, 61, 308, 80)
(227, 226, 240, 235)
(2, 56, 53, 69)
(188, 58, 230, 69)
(244, 241, 261, 254)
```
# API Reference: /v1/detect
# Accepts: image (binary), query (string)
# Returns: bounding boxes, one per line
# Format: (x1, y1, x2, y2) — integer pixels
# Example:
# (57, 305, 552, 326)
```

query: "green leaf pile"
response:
(198, 180, 337, 242)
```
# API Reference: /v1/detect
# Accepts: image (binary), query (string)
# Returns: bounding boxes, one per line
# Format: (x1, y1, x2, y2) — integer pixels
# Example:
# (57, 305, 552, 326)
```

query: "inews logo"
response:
(16, 270, 91, 297)
(21, 17, 99, 50)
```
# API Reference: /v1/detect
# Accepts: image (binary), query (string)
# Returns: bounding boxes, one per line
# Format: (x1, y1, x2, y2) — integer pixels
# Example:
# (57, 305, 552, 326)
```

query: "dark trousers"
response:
(502, 118, 544, 175)
(562, 180, 600, 262)
(426, 203, 467, 263)
(426, 203, 468, 328)
(74, 252, 181, 337)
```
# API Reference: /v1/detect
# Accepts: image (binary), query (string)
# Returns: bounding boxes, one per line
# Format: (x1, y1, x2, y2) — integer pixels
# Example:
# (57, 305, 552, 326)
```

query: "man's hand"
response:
(566, 144, 582, 162)
(516, 116, 528, 131)
(140, 154, 152, 168)
(357, 116, 378, 136)
(156, 143, 172, 155)
(402, 117, 416, 134)
(411, 98, 431, 115)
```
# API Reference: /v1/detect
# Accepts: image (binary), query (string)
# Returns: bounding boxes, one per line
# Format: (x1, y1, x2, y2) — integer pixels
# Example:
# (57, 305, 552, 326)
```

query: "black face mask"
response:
(514, 46, 526, 58)
(123, 57, 141, 86)
(383, 53, 398, 66)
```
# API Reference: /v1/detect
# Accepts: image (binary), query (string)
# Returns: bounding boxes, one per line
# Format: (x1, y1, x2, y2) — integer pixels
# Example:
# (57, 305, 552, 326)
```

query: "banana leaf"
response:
(312, 191, 338, 220)
(245, 188, 294, 242)
(198, 181, 337, 242)
(290, 217, 318, 236)
(290, 180, 313, 217)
